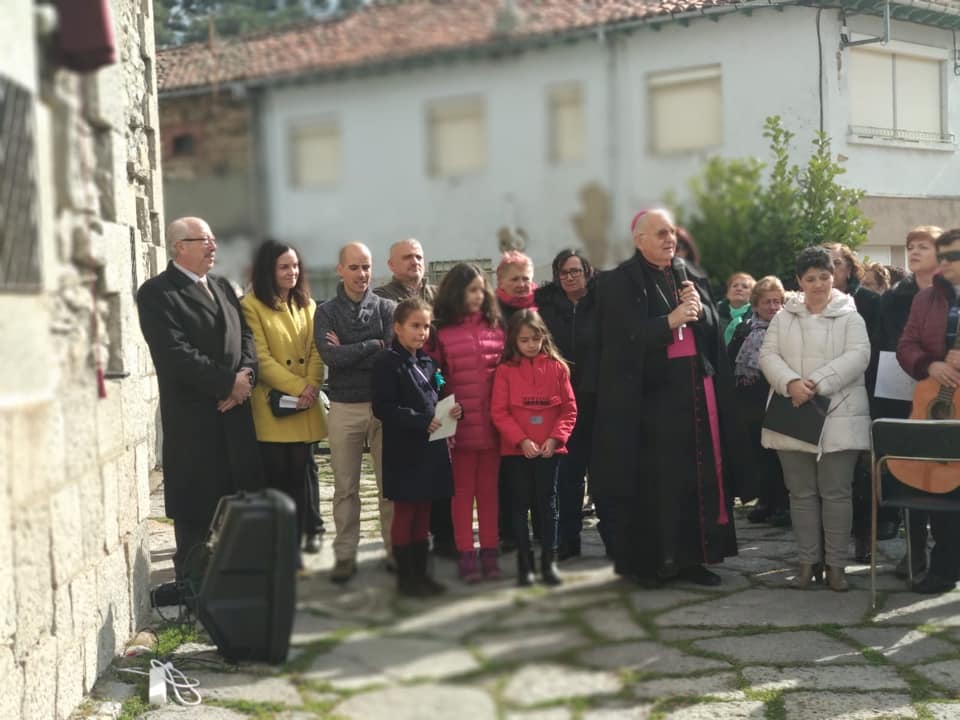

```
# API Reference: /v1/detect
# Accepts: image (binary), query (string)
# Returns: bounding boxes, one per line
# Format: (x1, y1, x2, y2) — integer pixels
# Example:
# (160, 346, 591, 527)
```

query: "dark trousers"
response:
(929, 510, 960, 581)
(173, 519, 209, 585)
(304, 445, 323, 535)
(260, 441, 311, 543)
(502, 455, 559, 553)
(557, 399, 593, 544)
(430, 497, 454, 542)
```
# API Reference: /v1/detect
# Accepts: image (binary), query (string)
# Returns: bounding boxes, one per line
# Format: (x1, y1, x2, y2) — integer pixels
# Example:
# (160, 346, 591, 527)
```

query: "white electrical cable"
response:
(119, 658, 202, 706)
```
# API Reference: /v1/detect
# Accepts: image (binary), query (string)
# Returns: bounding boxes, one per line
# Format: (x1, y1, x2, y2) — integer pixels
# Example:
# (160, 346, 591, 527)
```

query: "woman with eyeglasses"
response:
(534, 249, 610, 560)
(759, 246, 871, 591)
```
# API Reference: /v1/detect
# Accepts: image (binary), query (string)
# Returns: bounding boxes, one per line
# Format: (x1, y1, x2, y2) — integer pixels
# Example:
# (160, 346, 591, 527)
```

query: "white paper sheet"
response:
(428, 394, 458, 441)
(278, 394, 300, 409)
(874, 351, 917, 402)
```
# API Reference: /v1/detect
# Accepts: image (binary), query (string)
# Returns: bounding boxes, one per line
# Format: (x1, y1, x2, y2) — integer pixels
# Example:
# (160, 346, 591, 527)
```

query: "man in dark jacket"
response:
(137, 217, 264, 593)
(373, 239, 437, 304)
(591, 209, 741, 587)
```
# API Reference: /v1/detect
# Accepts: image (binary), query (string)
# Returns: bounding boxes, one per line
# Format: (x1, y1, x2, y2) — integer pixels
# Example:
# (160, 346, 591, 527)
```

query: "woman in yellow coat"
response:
(241, 239, 327, 561)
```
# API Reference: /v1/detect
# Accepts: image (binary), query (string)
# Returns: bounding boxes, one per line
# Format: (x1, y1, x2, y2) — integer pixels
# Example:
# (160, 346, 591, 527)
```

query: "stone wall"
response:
(0, 1, 164, 718)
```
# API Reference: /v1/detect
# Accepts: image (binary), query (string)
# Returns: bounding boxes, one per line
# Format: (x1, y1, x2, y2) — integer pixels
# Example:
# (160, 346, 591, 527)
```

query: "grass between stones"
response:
(117, 695, 152, 720)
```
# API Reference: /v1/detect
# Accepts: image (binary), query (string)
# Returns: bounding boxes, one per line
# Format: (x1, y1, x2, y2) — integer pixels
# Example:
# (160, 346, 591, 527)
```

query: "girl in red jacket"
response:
(431, 264, 506, 582)
(492, 310, 577, 586)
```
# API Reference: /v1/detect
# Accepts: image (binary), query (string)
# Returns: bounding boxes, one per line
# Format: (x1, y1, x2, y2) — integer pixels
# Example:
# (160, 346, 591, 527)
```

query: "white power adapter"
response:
(148, 664, 168, 705)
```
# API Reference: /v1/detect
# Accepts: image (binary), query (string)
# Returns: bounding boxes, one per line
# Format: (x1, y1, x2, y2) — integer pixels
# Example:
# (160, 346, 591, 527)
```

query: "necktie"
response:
(198, 278, 214, 301)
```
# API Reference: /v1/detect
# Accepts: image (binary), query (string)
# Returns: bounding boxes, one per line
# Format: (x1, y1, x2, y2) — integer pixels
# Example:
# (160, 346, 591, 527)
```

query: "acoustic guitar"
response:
(887, 376, 960, 493)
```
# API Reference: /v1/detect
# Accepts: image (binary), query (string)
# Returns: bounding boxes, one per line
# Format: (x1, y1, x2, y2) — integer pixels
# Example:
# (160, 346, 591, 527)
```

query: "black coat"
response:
(372, 342, 454, 502)
(870, 275, 920, 419)
(136, 262, 265, 525)
(534, 281, 599, 394)
(590, 253, 749, 500)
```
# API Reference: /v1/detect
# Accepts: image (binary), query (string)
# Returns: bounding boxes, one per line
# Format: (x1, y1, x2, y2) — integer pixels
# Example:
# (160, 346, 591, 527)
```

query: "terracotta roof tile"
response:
(157, 0, 746, 93)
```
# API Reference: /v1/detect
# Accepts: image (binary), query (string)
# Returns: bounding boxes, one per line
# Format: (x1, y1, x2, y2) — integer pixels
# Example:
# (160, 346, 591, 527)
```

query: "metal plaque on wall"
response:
(0, 74, 40, 292)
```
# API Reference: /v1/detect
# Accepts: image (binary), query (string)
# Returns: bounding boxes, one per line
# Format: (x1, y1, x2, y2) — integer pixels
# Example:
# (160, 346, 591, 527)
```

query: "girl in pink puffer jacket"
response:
(430, 263, 506, 582)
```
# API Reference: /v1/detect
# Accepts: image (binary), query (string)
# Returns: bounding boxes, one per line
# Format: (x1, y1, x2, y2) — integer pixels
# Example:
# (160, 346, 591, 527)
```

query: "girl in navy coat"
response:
(373, 298, 462, 597)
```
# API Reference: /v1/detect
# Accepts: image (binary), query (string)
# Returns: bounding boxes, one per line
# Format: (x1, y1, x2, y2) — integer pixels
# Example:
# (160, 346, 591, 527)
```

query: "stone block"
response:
(82, 625, 100, 693)
(334, 685, 496, 720)
(96, 390, 124, 461)
(83, 64, 124, 131)
(98, 222, 132, 296)
(21, 634, 57, 720)
(71, 567, 99, 635)
(116, 450, 140, 539)
(53, 582, 73, 638)
(96, 129, 137, 227)
(147, 244, 167, 277)
(693, 631, 866, 665)
(0, 645, 23, 720)
(135, 441, 151, 522)
(79, 470, 107, 562)
(101, 459, 120, 552)
(56, 639, 85, 720)
(781, 691, 916, 719)
(50, 483, 85, 587)
(502, 663, 622, 707)
(124, 528, 151, 630)
(63, 388, 99, 488)
(9, 407, 39, 506)
(0, 413, 15, 642)
(97, 549, 132, 673)
(13, 502, 54, 655)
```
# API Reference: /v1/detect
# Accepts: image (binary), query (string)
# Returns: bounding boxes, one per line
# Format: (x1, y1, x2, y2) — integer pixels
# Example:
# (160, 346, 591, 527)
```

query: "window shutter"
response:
(549, 84, 585, 163)
(849, 49, 894, 130)
(428, 97, 486, 177)
(895, 55, 941, 135)
(649, 66, 722, 154)
(290, 122, 341, 188)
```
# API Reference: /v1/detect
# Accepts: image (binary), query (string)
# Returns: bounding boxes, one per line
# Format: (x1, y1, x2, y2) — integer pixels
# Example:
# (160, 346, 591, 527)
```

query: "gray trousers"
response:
(777, 450, 859, 567)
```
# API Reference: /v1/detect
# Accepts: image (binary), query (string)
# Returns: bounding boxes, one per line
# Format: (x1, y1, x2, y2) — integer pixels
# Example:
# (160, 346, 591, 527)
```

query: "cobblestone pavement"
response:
(82, 452, 960, 719)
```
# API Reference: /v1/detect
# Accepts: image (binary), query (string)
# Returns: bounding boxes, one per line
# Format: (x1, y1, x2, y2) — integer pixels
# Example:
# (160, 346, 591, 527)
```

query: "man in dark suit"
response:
(137, 217, 264, 595)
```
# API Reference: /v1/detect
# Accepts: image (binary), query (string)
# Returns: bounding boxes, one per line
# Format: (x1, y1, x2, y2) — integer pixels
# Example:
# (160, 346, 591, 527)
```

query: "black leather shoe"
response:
(679, 566, 722, 586)
(304, 534, 322, 554)
(912, 573, 957, 595)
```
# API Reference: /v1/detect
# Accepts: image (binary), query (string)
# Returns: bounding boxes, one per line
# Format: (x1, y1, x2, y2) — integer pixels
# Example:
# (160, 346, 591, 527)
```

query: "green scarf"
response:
(724, 303, 751, 346)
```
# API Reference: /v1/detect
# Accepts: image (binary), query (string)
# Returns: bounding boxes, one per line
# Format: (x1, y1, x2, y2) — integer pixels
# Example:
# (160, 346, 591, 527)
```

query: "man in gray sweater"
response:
(315, 242, 396, 583)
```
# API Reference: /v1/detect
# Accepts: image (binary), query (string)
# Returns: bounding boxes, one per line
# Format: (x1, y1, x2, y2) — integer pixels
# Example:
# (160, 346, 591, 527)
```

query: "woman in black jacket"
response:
(535, 249, 609, 559)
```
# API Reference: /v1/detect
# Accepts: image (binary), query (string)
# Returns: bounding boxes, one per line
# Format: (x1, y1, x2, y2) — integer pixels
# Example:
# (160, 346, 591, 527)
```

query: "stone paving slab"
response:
(505, 709, 572, 720)
(289, 611, 344, 645)
(663, 701, 765, 719)
(473, 626, 591, 663)
(673, 567, 752, 592)
(632, 671, 744, 700)
(719, 555, 791, 574)
(333, 685, 497, 720)
(496, 605, 568, 630)
(655, 588, 870, 627)
(308, 635, 479, 685)
(842, 627, 958, 665)
(578, 640, 729, 675)
(693, 630, 866, 664)
(501, 663, 623, 706)
(582, 604, 648, 641)
(873, 591, 960, 627)
(735, 540, 800, 558)
(391, 593, 516, 640)
(582, 705, 653, 719)
(190, 671, 302, 706)
(627, 589, 705, 614)
(141, 706, 248, 719)
(926, 703, 960, 719)
(656, 628, 724, 642)
(781, 691, 917, 719)
(912, 659, 960, 694)
(741, 665, 907, 691)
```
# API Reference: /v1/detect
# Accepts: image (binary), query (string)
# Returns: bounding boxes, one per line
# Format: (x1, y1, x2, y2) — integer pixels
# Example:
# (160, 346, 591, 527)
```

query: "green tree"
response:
(676, 116, 870, 285)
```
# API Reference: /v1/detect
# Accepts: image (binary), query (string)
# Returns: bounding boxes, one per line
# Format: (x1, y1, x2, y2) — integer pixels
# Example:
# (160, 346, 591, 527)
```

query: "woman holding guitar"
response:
(896, 228, 960, 594)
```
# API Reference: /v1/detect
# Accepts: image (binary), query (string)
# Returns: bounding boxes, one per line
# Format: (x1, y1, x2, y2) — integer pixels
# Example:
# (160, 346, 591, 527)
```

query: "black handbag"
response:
(268, 389, 304, 418)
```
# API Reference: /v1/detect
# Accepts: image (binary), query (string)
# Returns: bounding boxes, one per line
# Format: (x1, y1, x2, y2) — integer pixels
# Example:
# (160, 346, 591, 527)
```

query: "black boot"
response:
(541, 549, 563, 587)
(412, 540, 446, 596)
(517, 548, 535, 587)
(394, 544, 419, 597)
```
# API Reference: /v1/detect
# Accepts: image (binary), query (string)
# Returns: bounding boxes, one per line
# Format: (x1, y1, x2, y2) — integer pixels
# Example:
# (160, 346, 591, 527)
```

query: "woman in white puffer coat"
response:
(759, 246, 871, 592)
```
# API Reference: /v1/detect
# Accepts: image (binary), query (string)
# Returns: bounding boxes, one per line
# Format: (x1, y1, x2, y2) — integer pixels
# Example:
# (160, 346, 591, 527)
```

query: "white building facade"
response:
(173, 2, 960, 284)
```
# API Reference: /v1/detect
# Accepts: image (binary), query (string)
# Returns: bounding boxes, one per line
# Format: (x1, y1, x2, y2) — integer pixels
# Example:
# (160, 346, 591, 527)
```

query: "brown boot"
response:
(792, 562, 823, 590)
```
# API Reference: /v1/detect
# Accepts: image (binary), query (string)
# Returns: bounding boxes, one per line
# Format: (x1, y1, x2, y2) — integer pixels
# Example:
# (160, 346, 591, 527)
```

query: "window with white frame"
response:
(289, 119, 341, 188)
(548, 83, 585, 164)
(648, 65, 723, 154)
(848, 44, 946, 143)
(427, 96, 486, 178)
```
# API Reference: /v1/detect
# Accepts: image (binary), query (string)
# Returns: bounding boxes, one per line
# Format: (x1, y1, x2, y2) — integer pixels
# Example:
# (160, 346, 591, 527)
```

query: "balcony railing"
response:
(849, 125, 956, 145)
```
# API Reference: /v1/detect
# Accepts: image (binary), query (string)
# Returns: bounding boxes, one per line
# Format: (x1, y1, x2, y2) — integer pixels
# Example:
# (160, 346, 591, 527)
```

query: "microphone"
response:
(672, 257, 689, 340)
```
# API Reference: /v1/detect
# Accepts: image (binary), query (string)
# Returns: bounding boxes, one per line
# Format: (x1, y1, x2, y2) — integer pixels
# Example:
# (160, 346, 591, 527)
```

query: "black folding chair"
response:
(871, 418, 960, 608)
